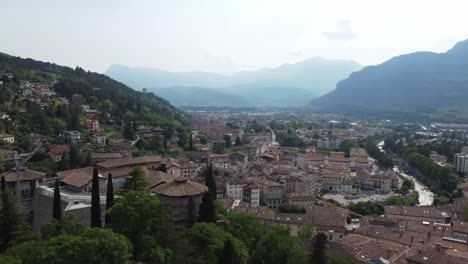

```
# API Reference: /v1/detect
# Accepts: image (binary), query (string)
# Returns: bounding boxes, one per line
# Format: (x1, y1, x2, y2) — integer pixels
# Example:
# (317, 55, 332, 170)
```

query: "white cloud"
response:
(323, 20, 356, 40)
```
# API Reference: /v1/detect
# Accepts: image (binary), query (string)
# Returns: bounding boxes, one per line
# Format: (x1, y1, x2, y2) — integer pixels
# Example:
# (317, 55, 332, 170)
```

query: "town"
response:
(1, 68, 468, 263)
(4, 2, 468, 262)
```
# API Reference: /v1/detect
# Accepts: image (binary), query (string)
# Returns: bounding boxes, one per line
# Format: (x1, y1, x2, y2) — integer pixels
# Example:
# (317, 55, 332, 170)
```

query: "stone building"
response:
(152, 177, 208, 224)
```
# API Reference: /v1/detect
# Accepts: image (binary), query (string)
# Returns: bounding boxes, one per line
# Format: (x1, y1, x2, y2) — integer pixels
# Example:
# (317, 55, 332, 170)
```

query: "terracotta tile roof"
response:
(152, 177, 207, 197)
(48, 144, 70, 155)
(0, 134, 13, 138)
(0, 149, 15, 155)
(145, 169, 174, 189)
(226, 177, 252, 185)
(384, 206, 448, 220)
(285, 192, 315, 199)
(406, 249, 468, 264)
(399, 231, 427, 246)
(57, 166, 95, 189)
(273, 213, 307, 225)
(350, 147, 368, 157)
(308, 205, 348, 230)
(452, 220, 468, 234)
(97, 156, 162, 169)
(2, 168, 46, 182)
(92, 153, 122, 160)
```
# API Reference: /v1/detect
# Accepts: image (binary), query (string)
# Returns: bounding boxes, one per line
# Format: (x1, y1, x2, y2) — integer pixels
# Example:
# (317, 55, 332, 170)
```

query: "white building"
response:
(453, 153, 468, 173)
(0, 134, 15, 143)
(226, 177, 251, 200)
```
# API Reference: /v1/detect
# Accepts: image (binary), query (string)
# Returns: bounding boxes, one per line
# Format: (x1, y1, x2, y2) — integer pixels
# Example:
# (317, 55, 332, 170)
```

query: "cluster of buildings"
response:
(18, 80, 64, 107)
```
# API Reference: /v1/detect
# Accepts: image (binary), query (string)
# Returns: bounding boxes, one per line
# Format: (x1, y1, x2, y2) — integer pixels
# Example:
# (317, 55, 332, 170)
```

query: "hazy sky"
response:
(2, 0, 468, 73)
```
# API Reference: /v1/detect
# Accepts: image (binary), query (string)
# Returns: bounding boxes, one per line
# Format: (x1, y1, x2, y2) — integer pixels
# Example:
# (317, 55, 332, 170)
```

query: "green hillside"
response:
(0, 53, 189, 137)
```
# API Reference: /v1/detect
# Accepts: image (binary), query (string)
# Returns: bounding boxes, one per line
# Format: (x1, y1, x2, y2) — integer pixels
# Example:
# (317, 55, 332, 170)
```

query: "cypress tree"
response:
(189, 132, 193, 151)
(311, 233, 328, 264)
(204, 165, 216, 200)
(197, 192, 216, 223)
(91, 167, 101, 228)
(235, 136, 241, 146)
(122, 167, 147, 192)
(105, 173, 114, 225)
(1, 176, 5, 191)
(53, 180, 62, 221)
(218, 239, 241, 264)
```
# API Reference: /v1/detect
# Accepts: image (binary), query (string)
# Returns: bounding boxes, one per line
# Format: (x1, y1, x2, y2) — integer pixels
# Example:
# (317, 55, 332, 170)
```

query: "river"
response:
(377, 141, 434, 206)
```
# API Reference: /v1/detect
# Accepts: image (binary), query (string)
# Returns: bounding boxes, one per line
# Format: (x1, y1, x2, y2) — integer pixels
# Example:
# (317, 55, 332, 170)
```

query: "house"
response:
(0, 149, 16, 162)
(226, 177, 252, 200)
(179, 160, 199, 178)
(320, 173, 344, 193)
(61, 131, 81, 145)
(0, 134, 15, 144)
(92, 132, 106, 145)
(384, 205, 450, 223)
(48, 144, 71, 162)
(97, 156, 163, 187)
(1, 168, 46, 210)
(108, 134, 125, 145)
(350, 147, 369, 159)
(84, 119, 100, 132)
(243, 183, 261, 208)
(23, 134, 48, 146)
(451, 220, 468, 242)
(353, 170, 392, 194)
(285, 192, 316, 207)
(254, 178, 285, 209)
(22, 89, 33, 98)
(406, 249, 468, 264)
(56, 166, 99, 192)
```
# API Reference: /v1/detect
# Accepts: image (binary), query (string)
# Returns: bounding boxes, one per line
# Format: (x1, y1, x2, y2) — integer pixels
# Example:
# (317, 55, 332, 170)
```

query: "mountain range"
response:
(105, 58, 363, 107)
(312, 39, 468, 112)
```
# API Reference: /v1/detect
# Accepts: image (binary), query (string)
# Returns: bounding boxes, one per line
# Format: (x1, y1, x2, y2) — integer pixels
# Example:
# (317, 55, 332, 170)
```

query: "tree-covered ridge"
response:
(0, 52, 188, 130)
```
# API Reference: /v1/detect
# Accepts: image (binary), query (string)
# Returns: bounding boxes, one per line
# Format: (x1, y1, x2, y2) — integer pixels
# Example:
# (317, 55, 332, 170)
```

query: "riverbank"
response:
(378, 141, 434, 206)
(393, 167, 434, 206)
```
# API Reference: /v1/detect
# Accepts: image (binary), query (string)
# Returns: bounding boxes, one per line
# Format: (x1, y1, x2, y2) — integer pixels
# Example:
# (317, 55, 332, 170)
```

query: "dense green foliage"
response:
(122, 167, 148, 192)
(0, 53, 186, 125)
(250, 226, 308, 264)
(360, 139, 393, 168)
(3, 228, 132, 264)
(311, 232, 328, 264)
(276, 131, 305, 148)
(348, 201, 384, 217)
(407, 153, 457, 196)
(339, 139, 358, 156)
(0, 177, 37, 251)
(399, 178, 415, 194)
(384, 191, 419, 206)
(385, 133, 460, 197)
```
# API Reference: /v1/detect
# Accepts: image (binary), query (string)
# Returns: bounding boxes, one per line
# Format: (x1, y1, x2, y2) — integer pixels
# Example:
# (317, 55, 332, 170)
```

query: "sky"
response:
(2, 0, 468, 74)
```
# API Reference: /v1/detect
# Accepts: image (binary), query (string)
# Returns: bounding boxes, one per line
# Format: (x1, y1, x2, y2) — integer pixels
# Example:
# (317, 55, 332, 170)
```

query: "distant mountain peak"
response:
(447, 38, 468, 54)
(312, 38, 468, 112)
